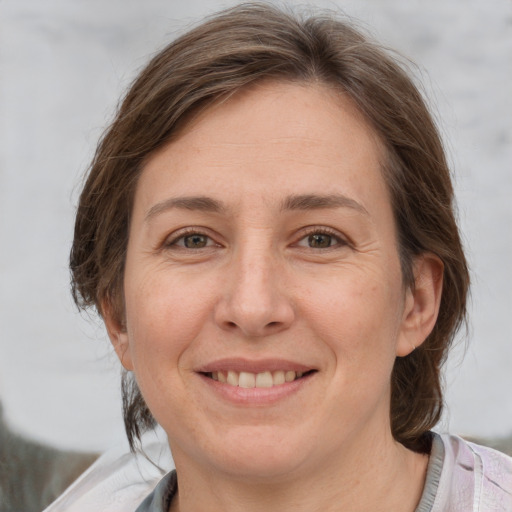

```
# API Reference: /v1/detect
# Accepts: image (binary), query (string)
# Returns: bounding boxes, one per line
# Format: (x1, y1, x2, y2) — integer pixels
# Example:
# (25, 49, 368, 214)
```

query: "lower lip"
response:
(198, 373, 315, 406)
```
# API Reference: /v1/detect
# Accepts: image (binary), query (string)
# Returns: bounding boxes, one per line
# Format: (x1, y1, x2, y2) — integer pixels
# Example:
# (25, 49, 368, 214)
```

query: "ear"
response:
(396, 253, 444, 357)
(101, 299, 134, 371)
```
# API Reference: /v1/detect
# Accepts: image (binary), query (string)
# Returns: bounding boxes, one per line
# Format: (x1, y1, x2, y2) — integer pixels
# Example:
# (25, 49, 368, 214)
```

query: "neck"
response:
(169, 428, 429, 512)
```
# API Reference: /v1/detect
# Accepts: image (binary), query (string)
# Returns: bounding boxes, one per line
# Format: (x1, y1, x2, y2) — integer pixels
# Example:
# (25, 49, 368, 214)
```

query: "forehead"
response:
(136, 81, 389, 213)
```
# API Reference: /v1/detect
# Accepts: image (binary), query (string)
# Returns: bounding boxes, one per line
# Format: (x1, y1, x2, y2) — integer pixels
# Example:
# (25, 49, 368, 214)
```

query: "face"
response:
(107, 81, 433, 481)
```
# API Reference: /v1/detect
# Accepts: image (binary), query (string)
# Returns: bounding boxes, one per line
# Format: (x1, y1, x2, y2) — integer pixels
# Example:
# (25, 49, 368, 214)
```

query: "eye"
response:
(296, 229, 346, 249)
(306, 233, 334, 248)
(181, 234, 210, 249)
(167, 231, 217, 249)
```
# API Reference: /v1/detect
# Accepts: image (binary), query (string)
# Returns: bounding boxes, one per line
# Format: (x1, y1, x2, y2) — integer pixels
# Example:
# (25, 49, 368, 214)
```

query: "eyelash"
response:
(164, 226, 348, 251)
(295, 226, 349, 250)
(164, 228, 219, 250)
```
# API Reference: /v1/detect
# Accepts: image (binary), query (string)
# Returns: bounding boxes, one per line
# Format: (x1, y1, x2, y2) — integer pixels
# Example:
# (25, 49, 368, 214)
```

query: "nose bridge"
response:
(236, 239, 275, 304)
(215, 232, 294, 336)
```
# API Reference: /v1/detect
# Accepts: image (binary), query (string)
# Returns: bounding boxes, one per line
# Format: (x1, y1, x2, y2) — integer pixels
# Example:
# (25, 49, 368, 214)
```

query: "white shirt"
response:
(43, 432, 512, 512)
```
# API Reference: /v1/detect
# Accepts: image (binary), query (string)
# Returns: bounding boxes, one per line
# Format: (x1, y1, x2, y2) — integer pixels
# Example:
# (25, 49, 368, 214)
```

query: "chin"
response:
(214, 450, 308, 483)
(174, 424, 312, 482)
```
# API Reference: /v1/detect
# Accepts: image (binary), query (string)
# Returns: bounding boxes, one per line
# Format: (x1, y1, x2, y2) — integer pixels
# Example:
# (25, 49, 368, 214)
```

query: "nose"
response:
(213, 244, 295, 338)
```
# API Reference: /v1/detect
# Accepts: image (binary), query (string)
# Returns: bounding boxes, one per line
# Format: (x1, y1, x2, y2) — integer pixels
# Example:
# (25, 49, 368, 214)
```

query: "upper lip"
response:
(196, 358, 315, 374)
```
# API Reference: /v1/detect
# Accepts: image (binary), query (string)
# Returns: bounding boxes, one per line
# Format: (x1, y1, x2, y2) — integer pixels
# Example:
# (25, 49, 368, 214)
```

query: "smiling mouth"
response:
(202, 370, 316, 389)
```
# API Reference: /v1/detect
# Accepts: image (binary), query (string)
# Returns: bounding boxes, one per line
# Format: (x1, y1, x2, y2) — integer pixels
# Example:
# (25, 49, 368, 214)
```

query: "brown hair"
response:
(70, 3, 469, 453)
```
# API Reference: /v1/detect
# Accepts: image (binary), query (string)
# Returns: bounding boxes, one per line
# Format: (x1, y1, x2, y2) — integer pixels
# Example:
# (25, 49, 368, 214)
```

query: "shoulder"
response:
(433, 433, 512, 511)
(134, 471, 177, 512)
(42, 433, 174, 512)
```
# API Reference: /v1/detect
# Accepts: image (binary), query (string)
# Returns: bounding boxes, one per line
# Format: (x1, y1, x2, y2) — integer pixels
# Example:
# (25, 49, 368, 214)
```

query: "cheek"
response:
(303, 267, 404, 363)
(123, 271, 214, 369)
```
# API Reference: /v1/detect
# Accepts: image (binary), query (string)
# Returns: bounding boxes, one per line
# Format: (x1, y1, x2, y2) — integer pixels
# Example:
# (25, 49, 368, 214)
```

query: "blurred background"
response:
(0, 0, 511, 452)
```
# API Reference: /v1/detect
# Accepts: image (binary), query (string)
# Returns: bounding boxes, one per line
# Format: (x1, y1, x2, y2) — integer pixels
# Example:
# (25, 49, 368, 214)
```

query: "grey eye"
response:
(307, 233, 333, 248)
(183, 234, 209, 248)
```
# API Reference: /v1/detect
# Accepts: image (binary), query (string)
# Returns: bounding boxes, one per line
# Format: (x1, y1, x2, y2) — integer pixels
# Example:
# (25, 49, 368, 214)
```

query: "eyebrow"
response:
(145, 192, 368, 222)
(281, 194, 368, 215)
(145, 196, 226, 222)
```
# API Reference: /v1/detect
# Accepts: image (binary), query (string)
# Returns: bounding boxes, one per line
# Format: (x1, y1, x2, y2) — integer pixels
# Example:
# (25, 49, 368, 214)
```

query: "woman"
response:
(63, 3, 511, 511)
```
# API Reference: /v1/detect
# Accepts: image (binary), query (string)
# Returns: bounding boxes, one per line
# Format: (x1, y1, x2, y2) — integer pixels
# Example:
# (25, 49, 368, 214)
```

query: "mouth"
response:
(201, 369, 317, 389)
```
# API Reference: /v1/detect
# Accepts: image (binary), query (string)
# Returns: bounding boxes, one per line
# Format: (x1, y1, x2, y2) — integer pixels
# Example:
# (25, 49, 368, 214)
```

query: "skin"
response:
(105, 81, 443, 512)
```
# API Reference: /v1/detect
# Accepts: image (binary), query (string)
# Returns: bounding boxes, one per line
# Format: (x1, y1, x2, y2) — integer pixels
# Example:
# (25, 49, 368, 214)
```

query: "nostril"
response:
(215, 299, 295, 336)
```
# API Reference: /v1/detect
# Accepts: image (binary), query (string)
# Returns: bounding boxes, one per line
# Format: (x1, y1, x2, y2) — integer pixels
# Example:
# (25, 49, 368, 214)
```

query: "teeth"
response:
(273, 370, 285, 385)
(285, 371, 296, 382)
(227, 370, 238, 386)
(239, 371, 256, 388)
(255, 371, 273, 388)
(209, 369, 308, 388)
